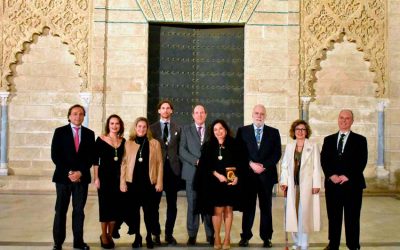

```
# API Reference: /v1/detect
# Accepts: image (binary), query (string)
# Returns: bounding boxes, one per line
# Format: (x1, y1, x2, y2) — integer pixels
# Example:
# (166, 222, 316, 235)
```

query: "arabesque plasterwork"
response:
(300, 0, 386, 97)
(0, 0, 90, 91)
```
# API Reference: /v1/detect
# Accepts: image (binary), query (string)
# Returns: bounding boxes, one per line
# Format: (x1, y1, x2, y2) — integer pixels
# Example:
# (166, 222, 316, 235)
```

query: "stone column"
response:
(300, 96, 312, 121)
(79, 92, 92, 127)
(0, 92, 10, 176)
(376, 99, 389, 178)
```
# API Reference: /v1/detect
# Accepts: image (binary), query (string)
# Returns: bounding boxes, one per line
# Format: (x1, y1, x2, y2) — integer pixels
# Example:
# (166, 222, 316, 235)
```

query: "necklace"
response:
(138, 138, 146, 162)
(108, 135, 120, 161)
(218, 144, 223, 160)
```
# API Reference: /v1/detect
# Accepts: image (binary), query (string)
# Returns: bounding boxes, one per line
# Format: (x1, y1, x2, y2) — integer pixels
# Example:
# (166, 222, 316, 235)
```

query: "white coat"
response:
(280, 139, 322, 232)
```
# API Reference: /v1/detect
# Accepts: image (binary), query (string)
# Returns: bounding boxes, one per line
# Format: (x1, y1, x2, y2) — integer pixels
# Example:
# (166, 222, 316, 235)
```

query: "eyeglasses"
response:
(295, 128, 307, 131)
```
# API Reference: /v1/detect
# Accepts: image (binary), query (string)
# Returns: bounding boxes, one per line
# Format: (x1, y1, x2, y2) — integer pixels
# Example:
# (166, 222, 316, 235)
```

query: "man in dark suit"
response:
(51, 104, 95, 250)
(179, 104, 214, 246)
(321, 109, 368, 250)
(150, 100, 181, 245)
(236, 104, 282, 248)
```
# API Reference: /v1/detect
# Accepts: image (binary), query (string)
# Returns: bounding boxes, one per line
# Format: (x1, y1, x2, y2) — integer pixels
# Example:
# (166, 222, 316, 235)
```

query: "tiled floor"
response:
(0, 191, 399, 250)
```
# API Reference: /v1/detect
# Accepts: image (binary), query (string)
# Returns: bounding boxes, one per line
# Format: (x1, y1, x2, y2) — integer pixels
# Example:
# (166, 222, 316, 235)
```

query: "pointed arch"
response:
(1, 0, 91, 91)
(299, 0, 386, 98)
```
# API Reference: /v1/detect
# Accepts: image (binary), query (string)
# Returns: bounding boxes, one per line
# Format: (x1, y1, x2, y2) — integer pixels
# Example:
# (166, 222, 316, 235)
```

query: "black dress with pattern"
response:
(195, 136, 244, 215)
(94, 137, 126, 222)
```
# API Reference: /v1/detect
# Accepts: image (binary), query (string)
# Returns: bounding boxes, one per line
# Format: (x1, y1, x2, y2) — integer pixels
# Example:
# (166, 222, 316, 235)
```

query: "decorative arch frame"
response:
(0, 0, 91, 91)
(299, 0, 386, 98)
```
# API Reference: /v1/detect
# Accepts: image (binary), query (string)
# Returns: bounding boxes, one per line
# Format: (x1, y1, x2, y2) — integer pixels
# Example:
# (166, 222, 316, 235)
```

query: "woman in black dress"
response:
(93, 114, 126, 249)
(196, 119, 243, 250)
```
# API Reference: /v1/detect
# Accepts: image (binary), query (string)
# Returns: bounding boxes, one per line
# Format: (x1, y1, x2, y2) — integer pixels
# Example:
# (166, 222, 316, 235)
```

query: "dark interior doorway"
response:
(147, 24, 244, 134)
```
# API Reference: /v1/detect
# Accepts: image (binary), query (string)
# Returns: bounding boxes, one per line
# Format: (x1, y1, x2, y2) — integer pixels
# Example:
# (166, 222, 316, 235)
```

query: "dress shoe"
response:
(187, 236, 196, 245)
(146, 235, 154, 249)
(222, 243, 230, 250)
(213, 243, 222, 250)
(132, 234, 143, 248)
(152, 235, 161, 245)
(73, 242, 90, 250)
(165, 235, 177, 245)
(52, 245, 62, 250)
(238, 238, 249, 247)
(263, 239, 272, 248)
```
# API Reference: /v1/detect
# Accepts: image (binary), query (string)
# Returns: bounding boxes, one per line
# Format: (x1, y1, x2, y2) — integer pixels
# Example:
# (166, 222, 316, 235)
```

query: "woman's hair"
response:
(208, 119, 232, 144)
(104, 114, 124, 136)
(128, 117, 153, 141)
(289, 119, 312, 139)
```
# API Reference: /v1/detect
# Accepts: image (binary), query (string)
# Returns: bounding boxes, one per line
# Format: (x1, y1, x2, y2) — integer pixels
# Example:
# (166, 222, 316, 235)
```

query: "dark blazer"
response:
(150, 120, 181, 176)
(236, 124, 282, 185)
(51, 124, 95, 184)
(321, 131, 368, 189)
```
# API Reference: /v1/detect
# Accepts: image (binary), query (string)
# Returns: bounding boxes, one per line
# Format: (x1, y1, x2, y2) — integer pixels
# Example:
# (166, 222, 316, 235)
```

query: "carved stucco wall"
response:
(300, 0, 386, 98)
(136, 0, 260, 23)
(0, 0, 91, 91)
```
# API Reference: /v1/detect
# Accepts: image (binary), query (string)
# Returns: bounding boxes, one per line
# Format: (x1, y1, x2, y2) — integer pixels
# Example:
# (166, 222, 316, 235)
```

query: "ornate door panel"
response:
(148, 24, 244, 133)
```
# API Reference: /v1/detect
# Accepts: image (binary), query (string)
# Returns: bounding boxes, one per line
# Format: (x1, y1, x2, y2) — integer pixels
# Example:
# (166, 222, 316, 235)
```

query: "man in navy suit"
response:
(150, 100, 181, 245)
(321, 109, 368, 250)
(51, 104, 95, 250)
(179, 104, 214, 246)
(236, 104, 282, 248)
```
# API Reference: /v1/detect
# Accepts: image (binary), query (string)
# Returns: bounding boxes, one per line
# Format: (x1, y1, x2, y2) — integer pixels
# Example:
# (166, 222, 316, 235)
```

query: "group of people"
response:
(51, 102, 368, 250)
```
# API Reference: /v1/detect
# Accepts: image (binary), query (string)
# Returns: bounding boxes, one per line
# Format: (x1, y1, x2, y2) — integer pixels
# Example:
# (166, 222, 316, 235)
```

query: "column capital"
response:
(300, 96, 312, 104)
(0, 92, 10, 106)
(79, 92, 92, 106)
(377, 99, 389, 111)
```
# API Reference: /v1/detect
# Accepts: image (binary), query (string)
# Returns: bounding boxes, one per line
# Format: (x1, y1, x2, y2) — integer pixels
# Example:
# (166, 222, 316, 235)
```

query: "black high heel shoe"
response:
(100, 235, 111, 249)
(132, 234, 143, 248)
(146, 234, 154, 249)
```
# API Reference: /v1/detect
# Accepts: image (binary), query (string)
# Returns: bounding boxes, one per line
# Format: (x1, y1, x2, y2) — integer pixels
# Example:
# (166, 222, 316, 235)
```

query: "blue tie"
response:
(256, 128, 262, 148)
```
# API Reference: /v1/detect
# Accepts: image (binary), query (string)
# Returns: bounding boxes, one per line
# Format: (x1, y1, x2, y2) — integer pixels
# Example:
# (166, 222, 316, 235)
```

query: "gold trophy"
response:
(225, 167, 237, 183)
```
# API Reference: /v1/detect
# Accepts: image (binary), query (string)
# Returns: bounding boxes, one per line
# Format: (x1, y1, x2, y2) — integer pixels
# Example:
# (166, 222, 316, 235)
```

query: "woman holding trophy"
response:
(195, 119, 244, 250)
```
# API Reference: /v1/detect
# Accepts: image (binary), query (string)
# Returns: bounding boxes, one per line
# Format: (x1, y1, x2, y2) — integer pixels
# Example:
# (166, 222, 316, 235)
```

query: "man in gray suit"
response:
(150, 100, 181, 245)
(179, 104, 214, 246)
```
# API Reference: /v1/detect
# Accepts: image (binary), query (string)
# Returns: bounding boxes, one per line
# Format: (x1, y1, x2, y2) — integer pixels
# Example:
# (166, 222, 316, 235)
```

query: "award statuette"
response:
(225, 167, 237, 183)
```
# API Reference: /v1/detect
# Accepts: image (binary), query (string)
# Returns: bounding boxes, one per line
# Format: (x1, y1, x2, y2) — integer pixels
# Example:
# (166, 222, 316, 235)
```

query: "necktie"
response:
(256, 128, 262, 148)
(73, 127, 80, 152)
(197, 126, 202, 138)
(163, 122, 169, 144)
(338, 133, 345, 156)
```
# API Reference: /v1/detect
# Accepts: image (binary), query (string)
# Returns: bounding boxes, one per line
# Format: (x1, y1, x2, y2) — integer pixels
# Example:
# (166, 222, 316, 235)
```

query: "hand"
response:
(155, 184, 163, 192)
(329, 174, 341, 184)
(68, 171, 81, 182)
(228, 177, 238, 186)
(280, 185, 288, 191)
(120, 183, 127, 192)
(214, 172, 227, 183)
(94, 178, 100, 189)
(312, 188, 320, 194)
(250, 161, 265, 174)
(338, 175, 349, 184)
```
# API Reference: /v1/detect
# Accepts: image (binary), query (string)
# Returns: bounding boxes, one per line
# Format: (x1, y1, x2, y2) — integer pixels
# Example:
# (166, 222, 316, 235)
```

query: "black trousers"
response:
(53, 182, 88, 246)
(241, 179, 274, 241)
(127, 182, 159, 236)
(154, 159, 179, 237)
(325, 182, 363, 250)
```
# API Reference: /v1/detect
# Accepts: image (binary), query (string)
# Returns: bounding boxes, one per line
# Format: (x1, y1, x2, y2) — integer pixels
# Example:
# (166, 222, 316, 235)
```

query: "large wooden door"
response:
(148, 24, 244, 133)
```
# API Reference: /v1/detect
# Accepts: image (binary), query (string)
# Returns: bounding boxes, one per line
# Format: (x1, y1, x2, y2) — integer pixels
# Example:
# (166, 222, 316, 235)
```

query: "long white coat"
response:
(280, 139, 322, 232)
